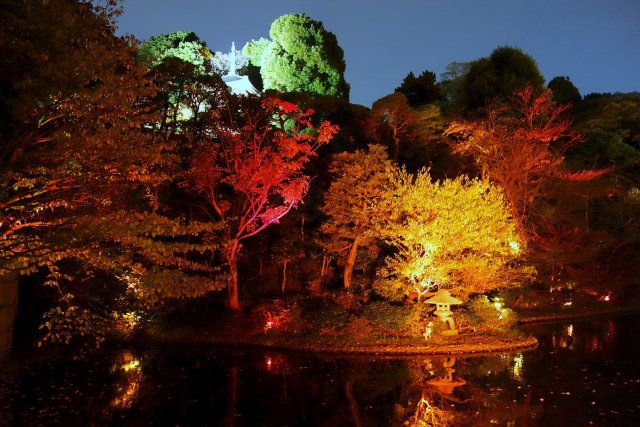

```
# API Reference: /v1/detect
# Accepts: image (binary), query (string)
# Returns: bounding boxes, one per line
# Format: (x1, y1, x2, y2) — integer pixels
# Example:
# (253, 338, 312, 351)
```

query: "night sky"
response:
(115, 0, 640, 107)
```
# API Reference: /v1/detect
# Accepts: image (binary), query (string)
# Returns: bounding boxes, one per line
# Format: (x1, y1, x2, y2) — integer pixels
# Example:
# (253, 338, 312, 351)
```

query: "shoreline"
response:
(135, 328, 538, 356)
(131, 305, 640, 356)
(517, 305, 640, 324)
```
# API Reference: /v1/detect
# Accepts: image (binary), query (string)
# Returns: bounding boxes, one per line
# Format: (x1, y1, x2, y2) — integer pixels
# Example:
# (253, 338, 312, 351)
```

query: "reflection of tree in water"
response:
(408, 357, 469, 426)
(110, 350, 143, 409)
(315, 357, 411, 427)
(405, 355, 538, 426)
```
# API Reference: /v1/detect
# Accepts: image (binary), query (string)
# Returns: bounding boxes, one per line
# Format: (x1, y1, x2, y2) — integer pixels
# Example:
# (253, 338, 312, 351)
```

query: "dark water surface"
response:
(1, 314, 639, 426)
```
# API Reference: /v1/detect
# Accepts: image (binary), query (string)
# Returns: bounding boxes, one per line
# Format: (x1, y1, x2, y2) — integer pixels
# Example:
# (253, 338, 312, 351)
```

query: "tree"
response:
(444, 86, 608, 241)
(395, 69, 443, 107)
(547, 76, 581, 105)
(244, 13, 350, 99)
(369, 93, 417, 162)
(368, 93, 446, 171)
(138, 31, 220, 127)
(374, 170, 528, 301)
(0, 0, 160, 274)
(188, 96, 337, 309)
(438, 61, 472, 110)
(573, 92, 640, 149)
(321, 145, 395, 289)
(0, 0, 222, 348)
(138, 31, 212, 74)
(461, 46, 545, 113)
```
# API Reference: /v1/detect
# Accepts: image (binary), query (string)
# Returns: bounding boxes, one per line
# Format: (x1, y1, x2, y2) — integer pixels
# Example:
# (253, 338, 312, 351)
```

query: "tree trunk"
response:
(392, 126, 400, 162)
(344, 236, 360, 289)
(345, 379, 362, 427)
(225, 240, 241, 310)
(281, 260, 288, 293)
(224, 365, 238, 427)
(320, 255, 329, 277)
(0, 272, 19, 361)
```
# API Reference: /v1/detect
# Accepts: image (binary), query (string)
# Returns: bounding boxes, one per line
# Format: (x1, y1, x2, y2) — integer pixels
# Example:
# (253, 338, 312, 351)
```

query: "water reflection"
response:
(542, 317, 619, 354)
(110, 350, 143, 409)
(0, 315, 639, 425)
(412, 357, 466, 426)
(403, 354, 537, 426)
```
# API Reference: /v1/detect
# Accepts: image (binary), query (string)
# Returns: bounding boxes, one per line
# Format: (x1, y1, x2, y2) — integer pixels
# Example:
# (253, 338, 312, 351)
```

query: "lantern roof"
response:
(425, 290, 462, 305)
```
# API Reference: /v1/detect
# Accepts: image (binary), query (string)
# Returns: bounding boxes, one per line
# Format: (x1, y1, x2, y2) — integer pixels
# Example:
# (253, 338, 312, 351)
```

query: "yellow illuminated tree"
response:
(374, 170, 532, 301)
(320, 145, 396, 289)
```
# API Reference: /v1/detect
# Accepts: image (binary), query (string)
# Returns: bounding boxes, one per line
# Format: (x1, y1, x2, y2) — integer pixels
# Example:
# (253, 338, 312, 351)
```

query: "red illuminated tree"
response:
(189, 96, 337, 309)
(444, 86, 608, 241)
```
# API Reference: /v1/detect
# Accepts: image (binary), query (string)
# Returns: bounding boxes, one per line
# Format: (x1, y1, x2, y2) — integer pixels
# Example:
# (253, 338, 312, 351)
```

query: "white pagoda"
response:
(221, 42, 258, 96)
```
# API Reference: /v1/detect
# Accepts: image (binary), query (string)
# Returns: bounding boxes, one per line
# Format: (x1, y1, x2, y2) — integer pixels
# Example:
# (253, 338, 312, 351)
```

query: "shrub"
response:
(362, 301, 429, 337)
(465, 295, 516, 329)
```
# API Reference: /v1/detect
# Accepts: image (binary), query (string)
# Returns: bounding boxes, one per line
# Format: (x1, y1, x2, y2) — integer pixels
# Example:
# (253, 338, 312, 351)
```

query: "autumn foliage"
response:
(321, 144, 395, 289)
(2, 1, 637, 354)
(188, 96, 337, 309)
(374, 170, 530, 301)
(444, 86, 609, 240)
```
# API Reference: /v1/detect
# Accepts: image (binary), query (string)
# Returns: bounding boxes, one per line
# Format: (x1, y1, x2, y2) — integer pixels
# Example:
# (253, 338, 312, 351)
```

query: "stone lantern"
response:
(426, 357, 466, 394)
(425, 290, 462, 335)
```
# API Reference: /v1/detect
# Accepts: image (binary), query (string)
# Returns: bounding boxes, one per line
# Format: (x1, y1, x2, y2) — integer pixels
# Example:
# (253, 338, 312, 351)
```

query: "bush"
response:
(298, 295, 350, 331)
(362, 301, 429, 337)
(344, 316, 375, 340)
(465, 295, 516, 329)
(249, 298, 310, 335)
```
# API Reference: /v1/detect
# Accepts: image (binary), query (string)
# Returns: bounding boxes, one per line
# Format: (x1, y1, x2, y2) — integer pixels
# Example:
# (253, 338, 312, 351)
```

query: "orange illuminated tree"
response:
(444, 86, 608, 241)
(189, 95, 337, 310)
(0, 0, 226, 348)
(368, 92, 446, 173)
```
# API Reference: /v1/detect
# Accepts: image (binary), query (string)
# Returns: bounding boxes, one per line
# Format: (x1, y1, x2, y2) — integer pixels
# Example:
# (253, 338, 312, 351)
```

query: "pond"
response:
(1, 314, 639, 426)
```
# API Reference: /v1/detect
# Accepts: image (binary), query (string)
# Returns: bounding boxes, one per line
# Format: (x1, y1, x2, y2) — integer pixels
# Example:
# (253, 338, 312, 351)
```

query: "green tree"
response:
(138, 31, 221, 127)
(321, 145, 395, 289)
(573, 92, 640, 149)
(438, 61, 472, 110)
(138, 31, 212, 74)
(244, 13, 350, 99)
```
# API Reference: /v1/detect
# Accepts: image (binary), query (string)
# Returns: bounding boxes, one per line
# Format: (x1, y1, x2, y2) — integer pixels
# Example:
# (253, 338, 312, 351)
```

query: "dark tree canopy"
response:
(548, 76, 581, 104)
(244, 13, 350, 100)
(138, 31, 222, 125)
(573, 92, 640, 149)
(462, 46, 545, 112)
(395, 69, 443, 107)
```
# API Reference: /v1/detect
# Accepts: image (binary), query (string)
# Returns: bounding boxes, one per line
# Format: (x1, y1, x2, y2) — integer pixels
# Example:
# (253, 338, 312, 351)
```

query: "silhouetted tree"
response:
(461, 46, 545, 113)
(548, 76, 581, 105)
(395, 69, 443, 107)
